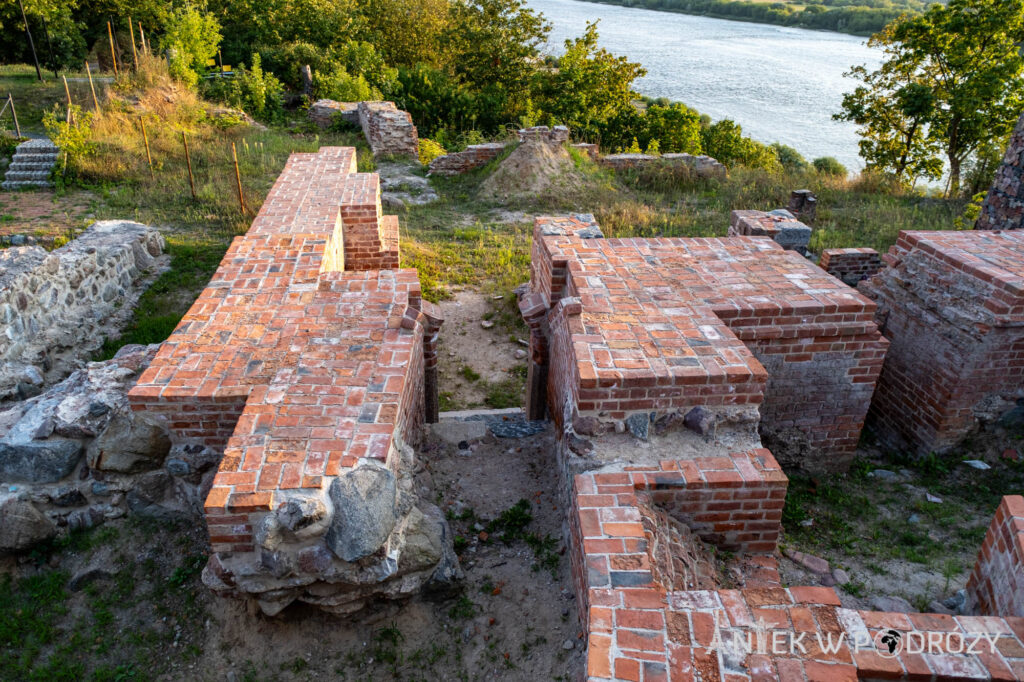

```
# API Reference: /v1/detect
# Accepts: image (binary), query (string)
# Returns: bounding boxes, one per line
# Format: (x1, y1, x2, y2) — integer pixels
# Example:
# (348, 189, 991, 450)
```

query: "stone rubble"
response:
(975, 111, 1024, 231)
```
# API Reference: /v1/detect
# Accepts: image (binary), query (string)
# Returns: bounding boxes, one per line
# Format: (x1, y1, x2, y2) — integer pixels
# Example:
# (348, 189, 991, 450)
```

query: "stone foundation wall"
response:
(966, 495, 1024, 618)
(599, 152, 727, 179)
(861, 230, 1024, 455)
(128, 146, 453, 615)
(0, 220, 165, 401)
(819, 247, 884, 285)
(728, 209, 811, 253)
(975, 112, 1024, 231)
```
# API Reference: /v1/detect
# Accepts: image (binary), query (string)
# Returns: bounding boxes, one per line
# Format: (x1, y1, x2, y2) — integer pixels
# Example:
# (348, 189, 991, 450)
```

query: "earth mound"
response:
(478, 139, 586, 202)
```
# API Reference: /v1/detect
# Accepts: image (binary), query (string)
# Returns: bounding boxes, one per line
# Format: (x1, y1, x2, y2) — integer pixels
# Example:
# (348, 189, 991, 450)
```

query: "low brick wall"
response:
(976, 112, 1024, 231)
(129, 146, 452, 615)
(967, 495, 1024, 617)
(819, 247, 884, 285)
(308, 100, 418, 158)
(729, 209, 811, 253)
(862, 230, 1024, 455)
(599, 152, 727, 179)
(427, 143, 508, 176)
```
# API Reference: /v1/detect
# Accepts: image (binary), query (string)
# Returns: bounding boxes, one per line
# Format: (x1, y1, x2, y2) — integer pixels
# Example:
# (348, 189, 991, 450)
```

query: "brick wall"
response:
(427, 143, 508, 176)
(976, 112, 1024, 231)
(819, 247, 884, 285)
(967, 495, 1024, 618)
(308, 100, 418, 158)
(862, 230, 1024, 455)
(128, 146, 448, 614)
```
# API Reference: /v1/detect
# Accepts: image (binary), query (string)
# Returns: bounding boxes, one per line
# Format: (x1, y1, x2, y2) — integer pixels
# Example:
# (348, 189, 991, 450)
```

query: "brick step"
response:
(1, 180, 53, 190)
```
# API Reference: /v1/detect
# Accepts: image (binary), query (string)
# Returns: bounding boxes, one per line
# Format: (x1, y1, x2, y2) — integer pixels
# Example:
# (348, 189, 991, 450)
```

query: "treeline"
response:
(580, 0, 931, 36)
(1, 0, 841, 173)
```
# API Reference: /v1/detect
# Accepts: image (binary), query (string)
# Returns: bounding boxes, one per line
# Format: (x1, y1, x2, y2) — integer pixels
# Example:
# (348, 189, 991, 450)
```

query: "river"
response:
(526, 0, 883, 170)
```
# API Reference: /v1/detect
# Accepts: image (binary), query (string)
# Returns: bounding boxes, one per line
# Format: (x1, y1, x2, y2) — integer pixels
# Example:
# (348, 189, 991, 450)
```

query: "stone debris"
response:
(963, 459, 991, 470)
(0, 220, 166, 401)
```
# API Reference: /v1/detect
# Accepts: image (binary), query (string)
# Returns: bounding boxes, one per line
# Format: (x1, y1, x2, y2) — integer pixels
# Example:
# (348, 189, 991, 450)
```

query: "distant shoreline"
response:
(563, 0, 908, 38)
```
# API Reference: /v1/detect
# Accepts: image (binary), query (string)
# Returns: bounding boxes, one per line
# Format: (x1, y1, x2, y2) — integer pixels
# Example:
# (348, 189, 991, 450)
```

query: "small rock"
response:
(626, 413, 650, 441)
(831, 568, 850, 585)
(907, 513, 922, 524)
(819, 573, 836, 587)
(682, 406, 715, 436)
(799, 519, 814, 527)
(784, 548, 830, 575)
(324, 463, 398, 562)
(962, 459, 991, 470)
(943, 589, 967, 613)
(0, 497, 57, 552)
(925, 493, 942, 504)
(165, 458, 191, 476)
(928, 600, 955, 615)
(480, 320, 495, 329)
(52, 487, 87, 507)
(867, 469, 899, 480)
(562, 639, 575, 650)
(69, 568, 113, 592)
(870, 595, 913, 613)
(517, 338, 528, 347)
(514, 349, 527, 360)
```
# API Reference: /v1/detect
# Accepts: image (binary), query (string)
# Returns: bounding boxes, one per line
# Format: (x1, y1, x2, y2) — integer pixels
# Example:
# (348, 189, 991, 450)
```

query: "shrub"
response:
(418, 139, 446, 166)
(771, 143, 810, 172)
(813, 156, 848, 176)
(314, 64, 378, 102)
(204, 54, 284, 123)
(43, 105, 96, 180)
(701, 119, 780, 171)
(643, 103, 701, 154)
(162, 6, 222, 87)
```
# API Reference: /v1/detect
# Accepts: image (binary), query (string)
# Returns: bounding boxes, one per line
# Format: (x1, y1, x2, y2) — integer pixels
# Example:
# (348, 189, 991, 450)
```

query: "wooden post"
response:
(85, 62, 100, 113)
(182, 132, 196, 200)
(231, 141, 247, 214)
(139, 22, 147, 55)
(218, 50, 224, 73)
(9, 95, 20, 138)
(16, 0, 42, 82)
(128, 17, 138, 70)
(140, 117, 154, 179)
(61, 75, 75, 126)
(107, 21, 118, 75)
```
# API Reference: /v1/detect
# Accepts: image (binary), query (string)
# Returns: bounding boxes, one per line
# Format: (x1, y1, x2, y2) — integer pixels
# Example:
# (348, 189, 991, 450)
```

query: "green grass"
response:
(0, 64, 96, 135)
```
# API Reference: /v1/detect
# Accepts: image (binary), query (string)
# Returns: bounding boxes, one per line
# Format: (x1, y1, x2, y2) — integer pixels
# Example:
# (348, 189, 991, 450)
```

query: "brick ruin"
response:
(518, 215, 1024, 680)
(116, 139, 1024, 676)
(308, 100, 419, 158)
(128, 147, 455, 615)
(976, 112, 1024, 231)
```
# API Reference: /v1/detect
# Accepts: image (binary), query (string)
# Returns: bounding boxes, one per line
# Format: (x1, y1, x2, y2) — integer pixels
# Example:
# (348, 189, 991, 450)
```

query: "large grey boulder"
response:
(86, 413, 171, 473)
(0, 438, 83, 483)
(0, 497, 57, 552)
(325, 464, 398, 561)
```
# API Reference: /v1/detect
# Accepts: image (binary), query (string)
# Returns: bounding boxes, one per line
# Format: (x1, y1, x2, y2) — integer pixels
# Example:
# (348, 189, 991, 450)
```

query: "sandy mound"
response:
(478, 139, 586, 202)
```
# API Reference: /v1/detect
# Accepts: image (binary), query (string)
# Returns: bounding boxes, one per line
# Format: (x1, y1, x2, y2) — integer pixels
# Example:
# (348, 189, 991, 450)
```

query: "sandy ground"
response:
(437, 291, 526, 409)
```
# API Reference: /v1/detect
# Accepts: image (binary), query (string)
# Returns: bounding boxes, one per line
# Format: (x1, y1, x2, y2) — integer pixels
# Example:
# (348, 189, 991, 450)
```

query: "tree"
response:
(837, 0, 1024, 195)
(161, 5, 221, 86)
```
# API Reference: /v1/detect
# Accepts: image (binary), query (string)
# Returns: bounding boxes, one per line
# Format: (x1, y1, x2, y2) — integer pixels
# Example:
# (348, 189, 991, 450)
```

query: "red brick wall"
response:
(967, 495, 1024, 618)
(819, 247, 883, 284)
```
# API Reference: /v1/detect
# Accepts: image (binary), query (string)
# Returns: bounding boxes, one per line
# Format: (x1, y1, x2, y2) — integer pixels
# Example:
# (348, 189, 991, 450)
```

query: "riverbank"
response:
(572, 0, 917, 37)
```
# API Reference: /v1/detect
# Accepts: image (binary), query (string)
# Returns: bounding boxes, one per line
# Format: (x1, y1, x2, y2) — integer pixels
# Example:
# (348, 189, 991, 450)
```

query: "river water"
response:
(527, 0, 882, 170)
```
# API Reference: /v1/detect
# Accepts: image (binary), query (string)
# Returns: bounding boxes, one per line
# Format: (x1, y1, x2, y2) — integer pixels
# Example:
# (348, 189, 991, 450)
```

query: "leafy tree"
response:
(644, 103, 702, 154)
(701, 119, 780, 170)
(813, 156, 848, 176)
(838, 0, 1024, 194)
(770, 142, 810, 172)
(161, 5, 221, 86)
(355, 0, 449, 68)
(535, 21, 646, 143)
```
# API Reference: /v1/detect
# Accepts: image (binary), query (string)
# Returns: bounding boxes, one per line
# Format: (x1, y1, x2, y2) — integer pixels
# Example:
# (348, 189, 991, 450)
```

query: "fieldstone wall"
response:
(599, 152, 727, 179)
(0, 220, 166, 402)
(728, 208, 811, 254)
(975, 112, 1024, 231)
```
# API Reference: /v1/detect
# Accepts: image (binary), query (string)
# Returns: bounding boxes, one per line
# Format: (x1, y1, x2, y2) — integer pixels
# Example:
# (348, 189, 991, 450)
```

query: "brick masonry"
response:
(127, 146, 453, 615)
(861, 230, 1024, 456)
(976, 112, 1024, 231)
(308, 100, 419, 158)
(728, 209, 811, 253)
(967, 495, 1024, 619)
(819, 247, 884, 286)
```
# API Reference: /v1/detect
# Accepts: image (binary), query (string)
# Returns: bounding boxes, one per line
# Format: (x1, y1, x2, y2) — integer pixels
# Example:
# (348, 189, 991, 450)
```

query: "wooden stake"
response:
(139, 22, 147, 55)
(231, 142, 247, 214)
(182, 132, 196, 200)
(140, 117, 153, 179)
(107, 21, 118, 75)
(128, 17, 138, 70)
(9, 95, 20, 138)
(61, 75, 76, 126)
(85, 61, 100, 113)
(16, 0, 42, 82)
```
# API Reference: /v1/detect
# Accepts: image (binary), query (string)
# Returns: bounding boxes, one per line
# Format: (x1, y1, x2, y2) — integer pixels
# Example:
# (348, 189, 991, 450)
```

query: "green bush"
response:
(203, 54, 284, 123)
(813, 156, 849, 176)
(43, 105, 95, 179)
(418, 139, 446, 166)
(701, 119, 780, 171)
(314, 64, 378, 102)
(162, 6, 223, 87)
(771, 143, 810, 172)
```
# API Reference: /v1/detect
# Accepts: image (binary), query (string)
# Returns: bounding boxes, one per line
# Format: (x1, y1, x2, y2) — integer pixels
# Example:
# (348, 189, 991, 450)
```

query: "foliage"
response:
(771, 142, 810, 172)
(314, 64, 377, 102)
(418, 138, 446, 166)
(837, 0, 1024, 195)
(643, 103, 701, 154)
(813, 156, 848, 176)
(203, 53, 284, 123)
(701, 119, 780, 170)
(161, 5, 222, 87)
(43, 103, 95, 178)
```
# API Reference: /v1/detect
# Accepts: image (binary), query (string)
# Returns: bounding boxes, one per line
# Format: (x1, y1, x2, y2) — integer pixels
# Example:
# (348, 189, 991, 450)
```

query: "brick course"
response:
(967, 496, 1024, 618)
(819, 247, 884, 286)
